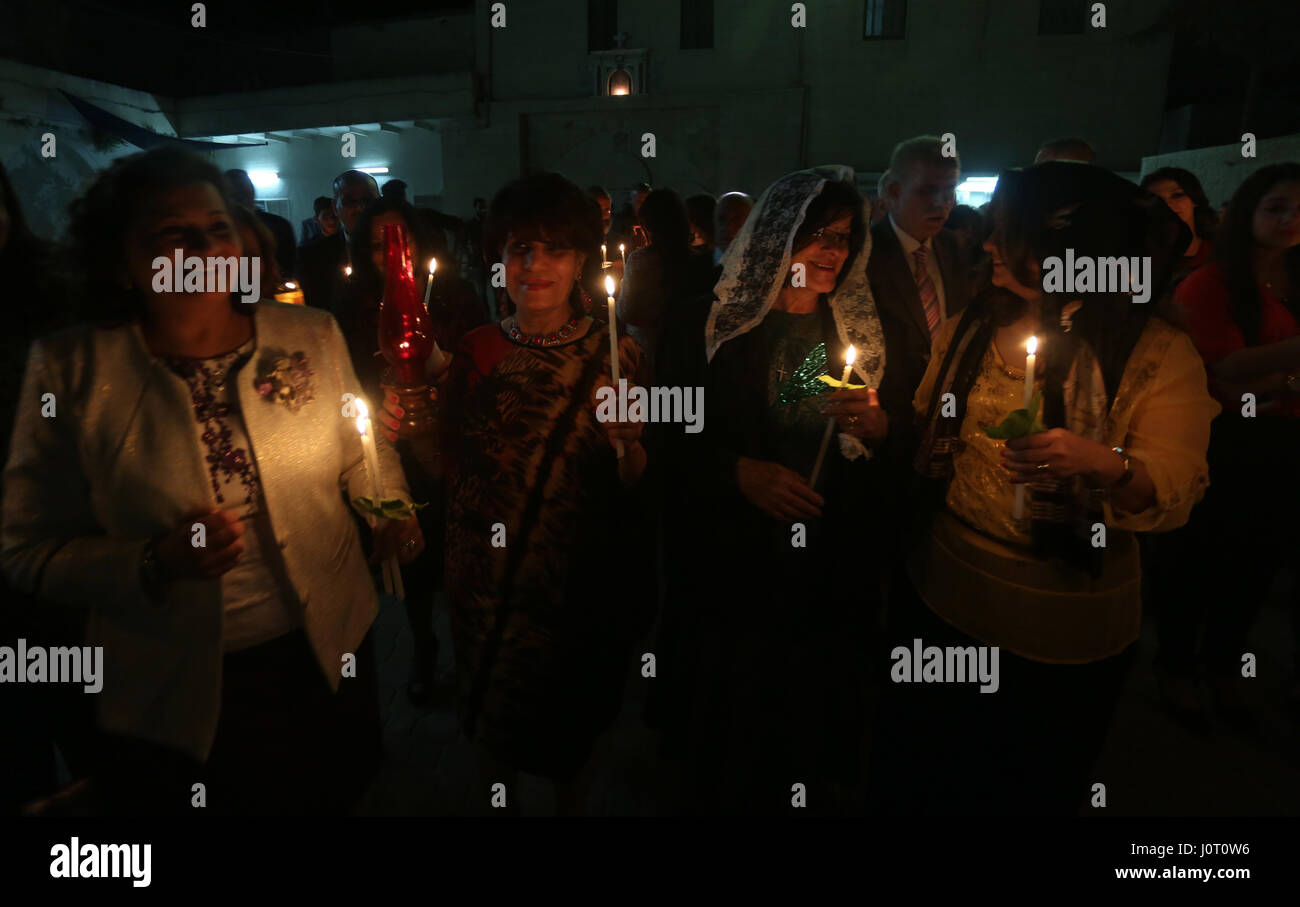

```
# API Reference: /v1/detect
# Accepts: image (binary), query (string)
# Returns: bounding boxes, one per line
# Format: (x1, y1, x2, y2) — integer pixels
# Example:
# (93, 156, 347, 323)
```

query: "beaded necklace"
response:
(501, 314, 586, 347)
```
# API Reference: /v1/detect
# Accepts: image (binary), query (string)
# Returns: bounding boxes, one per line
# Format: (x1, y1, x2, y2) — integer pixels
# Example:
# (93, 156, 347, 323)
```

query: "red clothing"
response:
(1182, 238, 1214, 273)
(1176, 260, 1299, 415)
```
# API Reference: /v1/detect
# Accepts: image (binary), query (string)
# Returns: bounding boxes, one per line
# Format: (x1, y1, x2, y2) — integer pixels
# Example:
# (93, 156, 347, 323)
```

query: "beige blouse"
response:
(907, 315, 1220, 663)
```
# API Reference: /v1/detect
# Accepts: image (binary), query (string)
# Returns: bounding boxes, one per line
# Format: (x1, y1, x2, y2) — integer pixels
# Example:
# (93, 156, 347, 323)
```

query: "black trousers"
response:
(1150, 416, 1300, 677)
(0, 614, 98, 814)
(868, 570, 1134, 816)
(91, 627, 382, 816)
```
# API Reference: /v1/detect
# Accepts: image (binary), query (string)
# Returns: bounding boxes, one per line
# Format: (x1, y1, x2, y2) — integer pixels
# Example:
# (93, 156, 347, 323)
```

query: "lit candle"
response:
(1014, 335, 1038, 521)
(344, 265, 353, 280)
(601, 244, 609, 269)
(423, 257, 437, 306)
(355, 399, 403, 599)
(619, 242, 626, 269)
(273, 281, 305, 305)
(605, 274, 624, 459)
(1023, 335, 1037, 408)
(809, 345, 856, 489)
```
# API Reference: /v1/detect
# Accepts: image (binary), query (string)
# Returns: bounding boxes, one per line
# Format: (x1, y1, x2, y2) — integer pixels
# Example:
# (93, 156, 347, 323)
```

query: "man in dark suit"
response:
(869, 136, 971, 427)
(225, 169, 298, 281)
(297, 170, 379, 316)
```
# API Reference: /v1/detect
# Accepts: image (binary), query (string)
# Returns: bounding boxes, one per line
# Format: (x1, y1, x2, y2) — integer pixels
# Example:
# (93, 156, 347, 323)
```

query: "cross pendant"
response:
(776, 364, 788, 383)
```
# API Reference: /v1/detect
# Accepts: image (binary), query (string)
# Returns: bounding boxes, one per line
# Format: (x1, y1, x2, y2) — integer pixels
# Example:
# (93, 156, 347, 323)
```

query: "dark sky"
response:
(2, 0, 474, 95)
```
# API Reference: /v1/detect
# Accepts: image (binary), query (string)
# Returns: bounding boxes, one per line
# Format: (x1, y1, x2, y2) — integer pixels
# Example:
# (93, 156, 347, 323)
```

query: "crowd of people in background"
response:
(1, 131, 1298, 817)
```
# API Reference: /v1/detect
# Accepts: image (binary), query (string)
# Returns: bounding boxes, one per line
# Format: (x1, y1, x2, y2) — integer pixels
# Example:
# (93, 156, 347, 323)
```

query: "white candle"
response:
(605, 275, 624, 459)
(355, 399, 401, 598)
(1014, 335, 1038, 521)
(601, 243, 608, 265)
(1023, 335, 1037, 408)
(423, 257, 437, 306)
(619, 243, 626, 269)
(809, 345, 856, 489)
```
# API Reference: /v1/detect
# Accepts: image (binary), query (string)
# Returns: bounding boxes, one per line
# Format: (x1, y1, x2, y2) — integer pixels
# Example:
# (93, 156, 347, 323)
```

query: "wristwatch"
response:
(1110, 447, 1135, 489)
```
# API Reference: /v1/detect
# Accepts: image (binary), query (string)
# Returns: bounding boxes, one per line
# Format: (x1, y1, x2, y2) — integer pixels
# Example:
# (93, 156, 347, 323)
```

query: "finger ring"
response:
(846, 415, 860, 428)
(402, 538, 417, 551)
(1036, 462, 1050, 472)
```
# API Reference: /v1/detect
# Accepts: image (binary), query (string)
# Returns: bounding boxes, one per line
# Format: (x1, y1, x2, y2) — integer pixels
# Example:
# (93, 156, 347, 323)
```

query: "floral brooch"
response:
(253, 351, 315, 412)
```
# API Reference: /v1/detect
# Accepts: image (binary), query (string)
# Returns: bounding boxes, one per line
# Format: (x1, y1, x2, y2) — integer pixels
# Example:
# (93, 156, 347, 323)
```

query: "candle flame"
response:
(344, 266, 352, 277)
(605, 274, 615, 297)
(845, 345, 857, 366)
(619, 243, 625, 253)
(1026, 336, 1038, 356)
(428, 258, 437, 275)
(356, 413, 368, 436)
(354, 397, 369, 421)
(601, 244, 607, 255)
(285, 281, 296, 289)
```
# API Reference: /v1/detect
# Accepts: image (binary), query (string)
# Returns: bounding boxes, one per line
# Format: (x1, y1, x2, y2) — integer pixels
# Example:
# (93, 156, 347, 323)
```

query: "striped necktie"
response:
(913, 244, 941, 338)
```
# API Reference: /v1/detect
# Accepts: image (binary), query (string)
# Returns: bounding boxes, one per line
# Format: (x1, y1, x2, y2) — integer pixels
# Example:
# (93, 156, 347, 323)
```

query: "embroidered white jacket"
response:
(2, 302, 410, 760)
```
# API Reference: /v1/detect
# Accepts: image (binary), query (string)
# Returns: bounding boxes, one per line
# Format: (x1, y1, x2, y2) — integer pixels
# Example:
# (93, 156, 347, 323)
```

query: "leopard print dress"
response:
(442, 319, 653, 779)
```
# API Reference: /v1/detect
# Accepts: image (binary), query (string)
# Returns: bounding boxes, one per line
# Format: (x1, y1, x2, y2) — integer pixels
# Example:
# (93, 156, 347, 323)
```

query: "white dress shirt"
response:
(890, 213, 948, 320)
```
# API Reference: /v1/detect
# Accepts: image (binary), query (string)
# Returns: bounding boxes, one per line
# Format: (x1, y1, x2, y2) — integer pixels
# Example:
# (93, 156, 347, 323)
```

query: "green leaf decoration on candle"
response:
(353, 497, 429, 520)
(984, 390, 1046, 440)
(816, 374, 868, 390)
(776, 343, 868, 402)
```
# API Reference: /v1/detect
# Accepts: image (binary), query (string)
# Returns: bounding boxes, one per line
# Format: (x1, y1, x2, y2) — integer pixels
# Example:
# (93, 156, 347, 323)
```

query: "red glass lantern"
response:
(378, 222, 436, 385)
(378, 222, 437, 438)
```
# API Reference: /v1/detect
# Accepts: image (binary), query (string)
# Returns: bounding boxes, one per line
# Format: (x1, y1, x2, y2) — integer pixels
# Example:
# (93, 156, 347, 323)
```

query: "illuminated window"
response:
(608, 69, 632, 96)
(956, 176, 999, 208)
(863, 0, 906, 39)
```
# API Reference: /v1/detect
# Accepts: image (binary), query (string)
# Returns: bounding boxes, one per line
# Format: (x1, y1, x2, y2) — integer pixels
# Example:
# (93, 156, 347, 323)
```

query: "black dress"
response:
(654, 302, 886, 815)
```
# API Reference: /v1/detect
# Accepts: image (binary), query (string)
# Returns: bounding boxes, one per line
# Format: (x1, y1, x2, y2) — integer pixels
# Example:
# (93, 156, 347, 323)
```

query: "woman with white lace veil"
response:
(659, 167, 894, 814)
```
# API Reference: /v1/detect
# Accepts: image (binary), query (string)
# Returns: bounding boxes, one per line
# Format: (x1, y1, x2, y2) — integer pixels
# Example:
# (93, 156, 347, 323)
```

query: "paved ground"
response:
(360, 578, 1300, 817)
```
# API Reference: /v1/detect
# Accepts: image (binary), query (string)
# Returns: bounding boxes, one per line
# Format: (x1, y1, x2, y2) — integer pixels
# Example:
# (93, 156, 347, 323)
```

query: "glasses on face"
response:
(811, 226, 852, 250)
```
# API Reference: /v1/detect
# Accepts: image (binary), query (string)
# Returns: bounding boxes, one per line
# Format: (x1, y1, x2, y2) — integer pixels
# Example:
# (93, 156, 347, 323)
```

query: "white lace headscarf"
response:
(704, 165, 886, 390)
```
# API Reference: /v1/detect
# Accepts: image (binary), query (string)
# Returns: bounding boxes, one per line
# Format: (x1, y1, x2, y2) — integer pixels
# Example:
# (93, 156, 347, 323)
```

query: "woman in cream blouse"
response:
(2, 148, 421, 814)
(871, 162, 1220, 816)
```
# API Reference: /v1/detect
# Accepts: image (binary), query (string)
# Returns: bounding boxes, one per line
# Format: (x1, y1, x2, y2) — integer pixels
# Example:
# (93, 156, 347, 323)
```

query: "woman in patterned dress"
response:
(381, 172, 654, 814)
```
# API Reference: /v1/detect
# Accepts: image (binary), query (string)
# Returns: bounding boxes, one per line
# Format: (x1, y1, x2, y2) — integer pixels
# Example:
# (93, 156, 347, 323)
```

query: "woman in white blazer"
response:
(1, 148, 422, 814)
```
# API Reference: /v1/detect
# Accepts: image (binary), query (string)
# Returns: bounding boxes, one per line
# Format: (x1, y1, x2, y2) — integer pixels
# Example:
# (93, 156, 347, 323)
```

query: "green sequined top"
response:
(762, 310, 832, 476)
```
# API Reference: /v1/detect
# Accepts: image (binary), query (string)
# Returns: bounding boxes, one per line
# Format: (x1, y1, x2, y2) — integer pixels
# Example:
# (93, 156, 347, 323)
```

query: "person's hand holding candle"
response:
(597, 403, 648, 485)
(370, 515, 425, 566)
(820, 387, 888, 441)
(1001, 429, 1121, 483)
